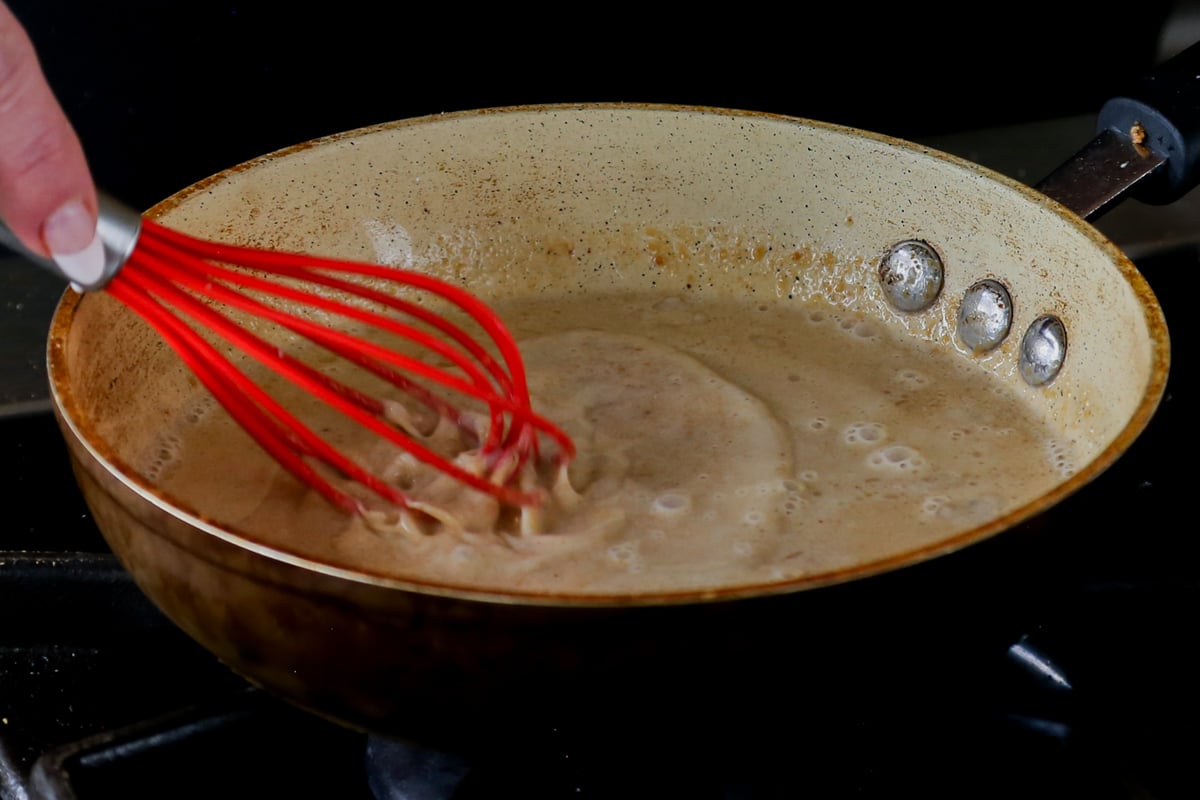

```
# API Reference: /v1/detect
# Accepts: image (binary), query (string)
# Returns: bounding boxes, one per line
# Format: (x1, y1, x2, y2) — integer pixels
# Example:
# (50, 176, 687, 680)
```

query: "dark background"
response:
(4, 6, 1200, 798)
(7, 1, 1182, 211)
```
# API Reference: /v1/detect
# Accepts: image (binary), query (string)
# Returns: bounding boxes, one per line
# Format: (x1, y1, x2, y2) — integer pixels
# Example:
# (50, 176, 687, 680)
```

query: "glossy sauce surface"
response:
(146, 290, 1076, 596)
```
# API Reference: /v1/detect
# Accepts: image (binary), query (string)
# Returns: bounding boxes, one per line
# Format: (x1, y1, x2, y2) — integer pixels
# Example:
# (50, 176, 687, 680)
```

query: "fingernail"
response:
(44, 199, 105, 288)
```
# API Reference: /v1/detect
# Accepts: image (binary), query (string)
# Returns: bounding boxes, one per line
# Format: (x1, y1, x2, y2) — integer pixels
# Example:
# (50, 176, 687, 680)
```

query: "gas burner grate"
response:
(1, 245, 1196, 800)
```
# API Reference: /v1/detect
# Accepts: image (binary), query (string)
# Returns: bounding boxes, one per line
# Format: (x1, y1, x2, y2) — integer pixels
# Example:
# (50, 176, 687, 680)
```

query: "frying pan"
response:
(43, 45, 1195, 744)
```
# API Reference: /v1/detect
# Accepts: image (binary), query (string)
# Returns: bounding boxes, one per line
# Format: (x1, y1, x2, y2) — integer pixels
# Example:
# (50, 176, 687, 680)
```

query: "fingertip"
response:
(44, 199, 104, 287)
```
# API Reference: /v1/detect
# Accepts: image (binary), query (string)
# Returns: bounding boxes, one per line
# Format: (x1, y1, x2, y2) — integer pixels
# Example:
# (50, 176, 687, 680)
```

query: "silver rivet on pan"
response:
(878, 240, 944, 312)
(957, 279, 1013, 352)
(1019, 315, 1068, 386)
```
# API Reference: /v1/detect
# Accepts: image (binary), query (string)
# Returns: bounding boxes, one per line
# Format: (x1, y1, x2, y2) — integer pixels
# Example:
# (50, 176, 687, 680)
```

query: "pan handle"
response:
(1036, 40, 1200, 220)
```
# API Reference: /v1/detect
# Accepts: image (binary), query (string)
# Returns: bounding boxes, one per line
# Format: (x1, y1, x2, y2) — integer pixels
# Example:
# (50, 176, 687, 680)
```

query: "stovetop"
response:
(2, 179, 1198, 800)
(3, 2, 1199, 794)
(0, 354, 1196, 798)
(3, 13, 1200, 784)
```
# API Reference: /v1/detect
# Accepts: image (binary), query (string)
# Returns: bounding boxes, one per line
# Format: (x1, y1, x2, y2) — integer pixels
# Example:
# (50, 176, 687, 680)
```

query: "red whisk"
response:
(7, 193, 575, 515)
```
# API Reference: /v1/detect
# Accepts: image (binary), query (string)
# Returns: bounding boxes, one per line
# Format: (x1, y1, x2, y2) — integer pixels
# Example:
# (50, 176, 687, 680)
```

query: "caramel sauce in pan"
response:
(143, 290, 1076, 596)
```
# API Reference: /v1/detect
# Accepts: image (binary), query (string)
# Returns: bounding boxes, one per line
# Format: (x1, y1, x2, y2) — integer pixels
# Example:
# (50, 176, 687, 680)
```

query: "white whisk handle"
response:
(0, 191, 141, 290)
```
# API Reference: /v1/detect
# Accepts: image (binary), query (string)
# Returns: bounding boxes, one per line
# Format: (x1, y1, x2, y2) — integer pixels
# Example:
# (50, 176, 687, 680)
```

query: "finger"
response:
(0, 5, 98, 264)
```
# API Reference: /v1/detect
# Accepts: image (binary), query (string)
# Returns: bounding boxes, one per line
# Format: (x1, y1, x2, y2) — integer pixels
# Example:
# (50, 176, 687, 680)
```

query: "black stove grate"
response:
(1, 246, 1196, 800)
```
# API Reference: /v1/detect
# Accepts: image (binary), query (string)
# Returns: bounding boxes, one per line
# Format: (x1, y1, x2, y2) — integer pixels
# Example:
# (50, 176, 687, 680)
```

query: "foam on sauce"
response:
(144, 290, 1078, 595)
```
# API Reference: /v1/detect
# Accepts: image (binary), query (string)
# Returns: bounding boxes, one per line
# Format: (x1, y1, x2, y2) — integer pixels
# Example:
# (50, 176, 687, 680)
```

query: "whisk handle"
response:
(0, 191, 141, 290)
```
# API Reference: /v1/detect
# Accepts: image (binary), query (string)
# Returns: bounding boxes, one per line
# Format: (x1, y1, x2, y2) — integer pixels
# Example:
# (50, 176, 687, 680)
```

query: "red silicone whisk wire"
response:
(115, 257, 546, 508)
(102, 218, 576, 513)
(139, 220, 574, 462)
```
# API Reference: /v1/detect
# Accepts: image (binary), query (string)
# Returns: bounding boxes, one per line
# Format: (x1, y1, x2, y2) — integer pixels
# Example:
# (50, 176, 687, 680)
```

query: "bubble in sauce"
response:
(783, 494, 809, 515)
(848, 319, 880, 339)
(920, 495, 951, 517)
(140, 431, 184, 482)
(651, 492, 691, 516)
(1045, 438, 1077, 478)
(154, 286, 1086, 595)
(866, 444, 926, 473)
(606, 541, 643, 573)
(182, 393, 217, 425)
(960, 494, 1003, 522)
(918, 493, 1000, 522)
(843, 421, 887, 445)
(893, 368, 930, 389)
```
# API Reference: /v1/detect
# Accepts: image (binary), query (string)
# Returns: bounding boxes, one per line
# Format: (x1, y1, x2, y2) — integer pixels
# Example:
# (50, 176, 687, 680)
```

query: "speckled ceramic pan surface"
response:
(44, 104, 1169, 735)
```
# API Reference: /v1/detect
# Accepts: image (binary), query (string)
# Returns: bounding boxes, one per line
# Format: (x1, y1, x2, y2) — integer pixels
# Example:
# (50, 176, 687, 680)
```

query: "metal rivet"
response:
(878, 240, 944, 312)
(957, 279, 1013, 352)
(1019, 315, 1067, 386)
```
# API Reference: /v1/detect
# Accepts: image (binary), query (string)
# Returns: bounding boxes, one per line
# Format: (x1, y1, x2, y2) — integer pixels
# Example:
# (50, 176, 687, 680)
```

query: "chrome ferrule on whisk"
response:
(0, 191, 141, 291)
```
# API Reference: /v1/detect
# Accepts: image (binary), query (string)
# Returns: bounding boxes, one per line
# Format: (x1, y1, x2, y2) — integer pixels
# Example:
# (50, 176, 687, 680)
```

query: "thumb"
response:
(0, 5, 103, 285)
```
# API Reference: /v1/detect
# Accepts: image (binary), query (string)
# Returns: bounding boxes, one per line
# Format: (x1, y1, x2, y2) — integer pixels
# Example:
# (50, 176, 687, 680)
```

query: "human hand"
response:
(0, 3, 103, 285)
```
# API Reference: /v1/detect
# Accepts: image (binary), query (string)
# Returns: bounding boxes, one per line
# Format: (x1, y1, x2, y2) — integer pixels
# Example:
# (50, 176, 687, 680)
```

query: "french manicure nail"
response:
(44, 199, 105, 288)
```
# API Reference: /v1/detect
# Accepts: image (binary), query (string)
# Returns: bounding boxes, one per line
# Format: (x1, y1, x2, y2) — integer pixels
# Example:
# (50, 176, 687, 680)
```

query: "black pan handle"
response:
(1098, 39, 1200, 205)
(1036, 40, 1200, 219)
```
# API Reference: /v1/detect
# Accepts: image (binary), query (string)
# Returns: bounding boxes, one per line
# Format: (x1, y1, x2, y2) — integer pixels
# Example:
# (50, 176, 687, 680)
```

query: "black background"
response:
(8, 1, 1178, 210)
(4, 5, 1199, 797)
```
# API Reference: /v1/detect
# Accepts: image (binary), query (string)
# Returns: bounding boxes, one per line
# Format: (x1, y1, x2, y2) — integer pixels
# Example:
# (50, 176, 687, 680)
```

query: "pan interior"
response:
(51, 104, 1166, 599)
